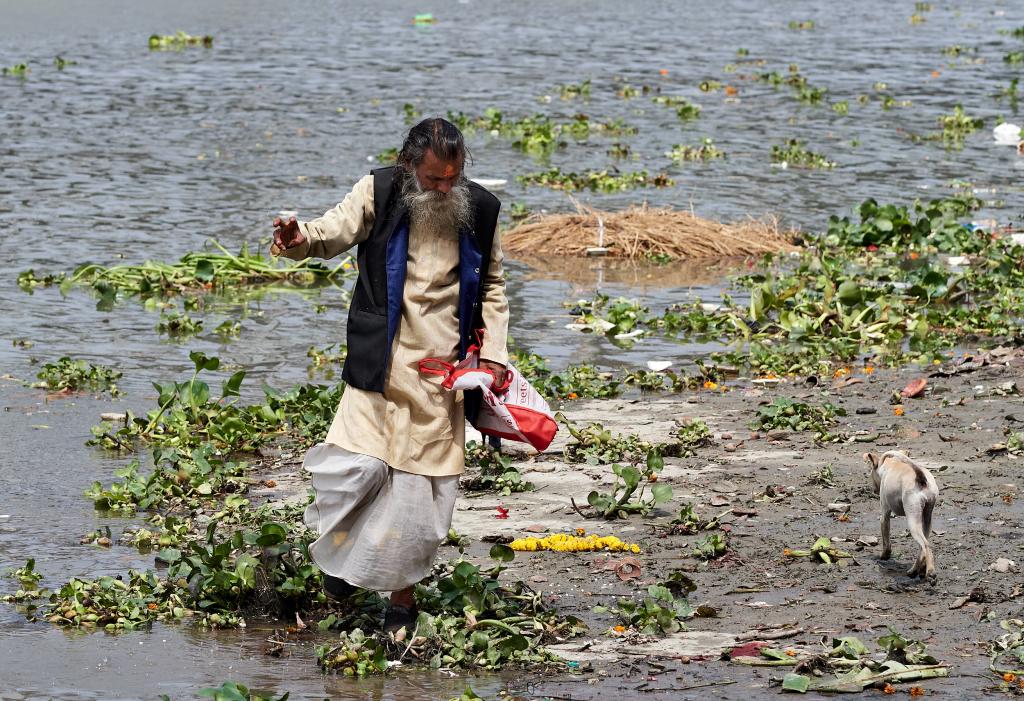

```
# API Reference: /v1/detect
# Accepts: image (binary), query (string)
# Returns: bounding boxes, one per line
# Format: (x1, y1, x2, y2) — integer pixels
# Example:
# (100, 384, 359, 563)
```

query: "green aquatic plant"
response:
(561, 419, 658, 466)
(85, 445, 249, 513)
(941, 45, 974, 58)
(148, 32, 214, 50)
(447, 109, 634, 157)
(602, 583, 694, 635)
(517, 168, 673, 192)
(401, 102, 421, 124)
(770, 139, 836, 169)
(784, 536, 852, 564)
(462, 441, 533, 495)
(87, 351, 341, 455)
(823, 196, 983, 251)
(507, 201, 531, 222)
(198, 681, 289, 701)
(213, 320, 241, 339)
(675, 418, 712, 456)
(936, 104, 983, 148)
(672, 503, 720, 534)
(652, 95, 701, 120)
(558, 79, 591, 100)
(157, 310, 203, 338)
(616, 83, 640, 99)
(375, 147, 398, 163)
(1005, 51, 1024, 65)
(586, 461, 673, 519)
(18, 241, 354, 307)
(2, 63, 29, 77)
(996, 78, 1019, 109)
(34, 357, 123, 397)
(788, 19, 815, 30)
(796, 84, 829, 104)
(53, 56, 77, 69)
(306, 343, 347, 377)
(667, 138, 725, 162)
(692, 533, 729, 560)
(751, 397, 846, 442)
(319, 547, 582, 675)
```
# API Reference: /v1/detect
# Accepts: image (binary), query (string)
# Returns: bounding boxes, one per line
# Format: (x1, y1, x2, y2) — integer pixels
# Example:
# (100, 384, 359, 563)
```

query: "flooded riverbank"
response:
(2, 0, 1023, 698)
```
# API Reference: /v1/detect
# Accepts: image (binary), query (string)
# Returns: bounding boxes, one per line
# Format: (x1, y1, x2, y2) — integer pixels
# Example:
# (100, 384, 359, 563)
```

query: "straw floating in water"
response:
(503, 200, 797, 260)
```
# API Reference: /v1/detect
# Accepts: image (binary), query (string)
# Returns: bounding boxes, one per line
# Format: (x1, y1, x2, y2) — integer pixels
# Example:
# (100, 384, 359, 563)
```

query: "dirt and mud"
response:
(251, 350, 1024, 699)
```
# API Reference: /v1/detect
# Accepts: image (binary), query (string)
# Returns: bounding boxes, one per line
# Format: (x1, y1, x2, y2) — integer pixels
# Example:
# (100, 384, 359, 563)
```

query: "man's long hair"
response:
(397, 117, 471, 169)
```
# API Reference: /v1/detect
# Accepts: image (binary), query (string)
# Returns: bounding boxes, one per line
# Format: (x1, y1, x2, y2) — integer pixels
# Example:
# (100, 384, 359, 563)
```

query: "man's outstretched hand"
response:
(270, 216, 306, 256)
(479, 359, 508, 389)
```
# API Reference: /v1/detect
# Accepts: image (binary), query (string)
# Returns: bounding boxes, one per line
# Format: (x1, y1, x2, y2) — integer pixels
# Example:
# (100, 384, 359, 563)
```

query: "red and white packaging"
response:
(418, 346, 558, 452)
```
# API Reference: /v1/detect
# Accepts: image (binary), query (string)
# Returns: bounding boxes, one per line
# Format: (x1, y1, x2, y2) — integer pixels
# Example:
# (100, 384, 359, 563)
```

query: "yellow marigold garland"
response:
(509, 532, 641, 553)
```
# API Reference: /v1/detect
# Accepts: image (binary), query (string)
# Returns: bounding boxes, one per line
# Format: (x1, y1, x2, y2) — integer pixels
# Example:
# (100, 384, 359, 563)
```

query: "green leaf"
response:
(836, 281, 863, 305)
(256, 522, 288, 546)
(189, 350, 220, 373)
(782, 673, 810, 693)
(194, 259, 215, 282)
(650, 483, 673, 504)
(157, 547, 182, 564)
(488, 543, 515, 562)
(221, 370, 245, 398)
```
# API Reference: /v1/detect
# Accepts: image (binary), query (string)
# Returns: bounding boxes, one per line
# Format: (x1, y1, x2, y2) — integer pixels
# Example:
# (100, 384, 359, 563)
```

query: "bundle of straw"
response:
(503, 200, 796, 260)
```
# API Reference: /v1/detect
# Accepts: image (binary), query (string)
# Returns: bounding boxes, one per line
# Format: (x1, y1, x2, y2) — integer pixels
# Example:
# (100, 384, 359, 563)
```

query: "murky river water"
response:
(1, 0, 1021, 697)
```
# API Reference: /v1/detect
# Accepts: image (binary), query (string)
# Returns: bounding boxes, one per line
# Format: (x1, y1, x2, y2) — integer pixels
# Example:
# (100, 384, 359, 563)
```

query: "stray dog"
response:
(865, 450, 939, 580)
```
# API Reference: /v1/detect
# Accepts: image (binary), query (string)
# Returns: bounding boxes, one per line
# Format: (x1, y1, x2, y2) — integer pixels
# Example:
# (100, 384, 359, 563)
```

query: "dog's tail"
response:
(922, 499, 935, 537)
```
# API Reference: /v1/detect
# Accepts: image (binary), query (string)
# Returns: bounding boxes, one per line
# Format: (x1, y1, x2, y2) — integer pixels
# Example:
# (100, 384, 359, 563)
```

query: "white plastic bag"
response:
(419, 348, 558, 452)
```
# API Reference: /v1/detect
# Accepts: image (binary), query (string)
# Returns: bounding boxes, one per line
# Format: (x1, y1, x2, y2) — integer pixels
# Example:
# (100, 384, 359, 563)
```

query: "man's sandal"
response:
(383, 604, 418, 634)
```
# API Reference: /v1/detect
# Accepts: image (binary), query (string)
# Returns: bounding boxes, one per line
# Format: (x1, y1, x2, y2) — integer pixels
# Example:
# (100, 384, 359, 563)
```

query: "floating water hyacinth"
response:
(148, 32, 214, 50)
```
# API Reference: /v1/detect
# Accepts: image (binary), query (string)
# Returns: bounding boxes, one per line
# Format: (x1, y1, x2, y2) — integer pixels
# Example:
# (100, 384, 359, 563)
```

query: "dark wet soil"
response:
(419, 355, 1023, 699)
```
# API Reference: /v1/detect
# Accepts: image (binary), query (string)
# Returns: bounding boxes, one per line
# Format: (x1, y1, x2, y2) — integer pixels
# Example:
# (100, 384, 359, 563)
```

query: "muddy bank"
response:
(249, 353, 1024, 699)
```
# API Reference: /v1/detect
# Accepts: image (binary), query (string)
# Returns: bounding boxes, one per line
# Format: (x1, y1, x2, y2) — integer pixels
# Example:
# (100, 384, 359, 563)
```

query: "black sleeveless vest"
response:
(341, 166, 501, 396)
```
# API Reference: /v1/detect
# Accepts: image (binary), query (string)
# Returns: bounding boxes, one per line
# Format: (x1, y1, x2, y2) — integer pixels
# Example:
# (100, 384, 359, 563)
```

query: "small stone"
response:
(989, 558, 1017, 573)
(855, 407, 877, 415)
(720, 433, 733, 440)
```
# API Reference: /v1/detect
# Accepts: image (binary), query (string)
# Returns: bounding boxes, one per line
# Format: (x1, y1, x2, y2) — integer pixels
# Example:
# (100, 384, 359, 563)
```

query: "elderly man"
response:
(271, 118, 508, 633)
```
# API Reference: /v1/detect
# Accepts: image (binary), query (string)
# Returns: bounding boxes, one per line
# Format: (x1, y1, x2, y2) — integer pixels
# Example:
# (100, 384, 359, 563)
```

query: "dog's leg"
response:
(921, 500, 936, 580)
(879, 500, 891, 560)
(906, 499, 931, 578)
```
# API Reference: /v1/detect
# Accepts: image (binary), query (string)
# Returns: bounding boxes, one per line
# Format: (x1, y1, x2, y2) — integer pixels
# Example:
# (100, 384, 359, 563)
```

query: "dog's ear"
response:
(863, 452, 879, 469)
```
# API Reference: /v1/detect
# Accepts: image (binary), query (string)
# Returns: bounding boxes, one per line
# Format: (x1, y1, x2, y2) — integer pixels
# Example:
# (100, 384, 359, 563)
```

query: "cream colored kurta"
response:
(282, 174, 509, 477)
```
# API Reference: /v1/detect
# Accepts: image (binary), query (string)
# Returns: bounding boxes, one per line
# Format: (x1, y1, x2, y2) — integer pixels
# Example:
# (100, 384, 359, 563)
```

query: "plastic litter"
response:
(585, 216, 609, 256)
(0, 515, 10, 523)
(471, 178, 507, 191)
(993, 122, 1021, 146)
(646, 360, 672, 372)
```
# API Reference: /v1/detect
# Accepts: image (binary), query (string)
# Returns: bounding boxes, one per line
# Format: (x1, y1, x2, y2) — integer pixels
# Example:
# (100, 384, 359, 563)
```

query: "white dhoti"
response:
(301, 442, 459, 592)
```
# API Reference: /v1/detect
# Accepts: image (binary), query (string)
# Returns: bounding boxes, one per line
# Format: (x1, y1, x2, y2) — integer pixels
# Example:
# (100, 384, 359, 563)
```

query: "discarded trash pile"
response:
(502, 201, 796, 260)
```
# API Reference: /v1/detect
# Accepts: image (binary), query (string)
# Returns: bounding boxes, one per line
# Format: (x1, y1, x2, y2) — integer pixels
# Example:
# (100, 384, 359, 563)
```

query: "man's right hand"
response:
(271, 216, 306, 255)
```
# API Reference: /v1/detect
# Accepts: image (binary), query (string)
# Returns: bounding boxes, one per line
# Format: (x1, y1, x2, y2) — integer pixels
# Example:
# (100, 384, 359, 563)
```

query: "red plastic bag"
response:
(419, 345, 558, 452)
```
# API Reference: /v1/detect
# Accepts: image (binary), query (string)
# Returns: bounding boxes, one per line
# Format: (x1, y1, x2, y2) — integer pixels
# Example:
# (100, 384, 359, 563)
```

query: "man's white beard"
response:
(401, 171, 473, 237)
